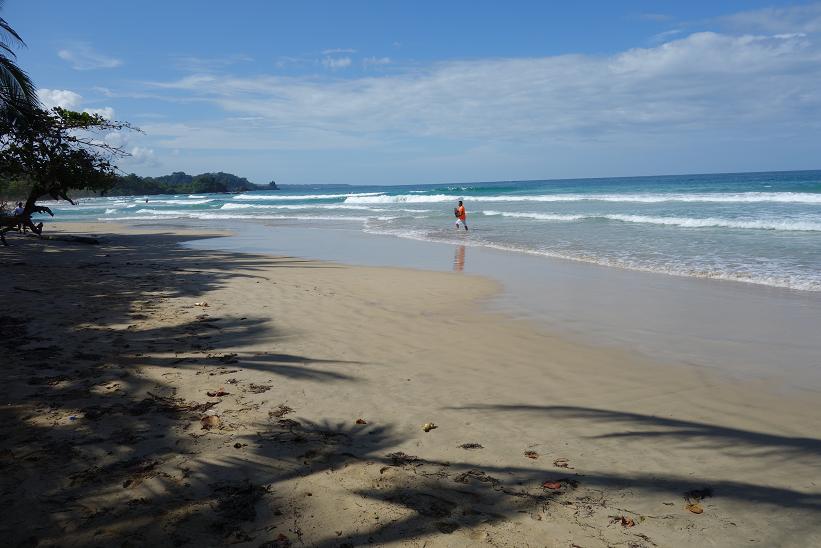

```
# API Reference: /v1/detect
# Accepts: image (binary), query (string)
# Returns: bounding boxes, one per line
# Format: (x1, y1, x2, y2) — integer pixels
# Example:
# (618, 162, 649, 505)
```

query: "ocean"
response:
(42, 169, 821, 292)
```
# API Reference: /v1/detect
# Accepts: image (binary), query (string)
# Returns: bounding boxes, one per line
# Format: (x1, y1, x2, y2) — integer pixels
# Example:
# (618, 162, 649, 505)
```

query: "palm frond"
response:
(0, 54, 38, 108)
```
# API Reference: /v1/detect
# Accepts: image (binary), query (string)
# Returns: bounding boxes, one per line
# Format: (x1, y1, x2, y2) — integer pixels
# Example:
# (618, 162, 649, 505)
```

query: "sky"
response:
(6, 1, 821, 185)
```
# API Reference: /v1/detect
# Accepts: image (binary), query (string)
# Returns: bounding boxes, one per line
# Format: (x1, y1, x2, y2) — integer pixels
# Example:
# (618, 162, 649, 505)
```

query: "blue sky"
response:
(6, 1, 821, 184)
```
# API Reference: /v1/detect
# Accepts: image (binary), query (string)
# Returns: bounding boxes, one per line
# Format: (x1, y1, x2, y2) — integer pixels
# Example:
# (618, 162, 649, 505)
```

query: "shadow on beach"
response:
(1, 230, 819, 546)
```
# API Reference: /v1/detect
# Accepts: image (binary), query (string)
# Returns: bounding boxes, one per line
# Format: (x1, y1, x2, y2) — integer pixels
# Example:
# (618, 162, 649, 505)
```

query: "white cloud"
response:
(363, 56, 391, 67)
(127, 146, 158, 166)
(322, 56, 352, 69)
(103, 131, 127, 148)
(57, 43, 122, 70)
(83, 107, 115, 120)
(649, 29, 683, 44)
(173, 54, 253, 72)
(38, 88, 83, 109)
(719, 3, 821, 34)
(322, 48, 357, 55)
(146, 31, 821, 150)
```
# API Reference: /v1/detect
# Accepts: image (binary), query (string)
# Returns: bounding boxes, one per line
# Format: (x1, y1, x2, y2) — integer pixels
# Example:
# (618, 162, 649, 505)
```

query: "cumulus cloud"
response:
(38, 88, 83, 109)
(145, 31, 821, 151)
(83, 107, 115, 120)
(58, 43, 122, 70)
(363, 56, 391, 67)
(322, 48, 357, 55)
(719, 3, 821, 34)
(321, 56, 352, 69)
(126, 146, 158, 166)
(173, 53, 253, 72)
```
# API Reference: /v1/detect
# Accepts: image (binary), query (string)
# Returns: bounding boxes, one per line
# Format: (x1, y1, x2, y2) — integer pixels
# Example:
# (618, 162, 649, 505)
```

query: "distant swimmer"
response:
(454, 200, 468, 231)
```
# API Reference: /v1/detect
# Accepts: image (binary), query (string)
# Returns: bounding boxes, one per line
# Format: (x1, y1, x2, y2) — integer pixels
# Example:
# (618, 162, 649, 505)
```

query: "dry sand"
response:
(1, 222, 819, 547)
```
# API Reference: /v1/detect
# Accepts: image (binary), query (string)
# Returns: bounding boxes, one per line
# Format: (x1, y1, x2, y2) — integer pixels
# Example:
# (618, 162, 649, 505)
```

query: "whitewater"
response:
(37, 169, 821, 291)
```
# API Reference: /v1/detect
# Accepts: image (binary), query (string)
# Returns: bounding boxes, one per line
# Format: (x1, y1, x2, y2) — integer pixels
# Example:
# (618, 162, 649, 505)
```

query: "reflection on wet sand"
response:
(453, 245, 465, 272)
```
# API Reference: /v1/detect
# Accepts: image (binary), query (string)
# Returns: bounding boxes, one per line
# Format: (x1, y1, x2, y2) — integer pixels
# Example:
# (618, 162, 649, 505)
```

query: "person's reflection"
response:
(453, 245, 466, 272)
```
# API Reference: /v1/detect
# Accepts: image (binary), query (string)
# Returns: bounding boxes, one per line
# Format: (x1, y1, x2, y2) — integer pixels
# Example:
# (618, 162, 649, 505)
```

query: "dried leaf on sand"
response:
(201, 415, 222, 430)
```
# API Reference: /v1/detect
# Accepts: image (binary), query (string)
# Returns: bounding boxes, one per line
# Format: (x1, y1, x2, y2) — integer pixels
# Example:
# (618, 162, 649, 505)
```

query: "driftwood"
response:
(0, 204, 53, 246)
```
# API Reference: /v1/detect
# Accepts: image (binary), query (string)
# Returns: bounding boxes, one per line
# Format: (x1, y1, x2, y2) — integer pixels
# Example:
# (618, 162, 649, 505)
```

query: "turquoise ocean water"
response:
(42, 170, 821, 291)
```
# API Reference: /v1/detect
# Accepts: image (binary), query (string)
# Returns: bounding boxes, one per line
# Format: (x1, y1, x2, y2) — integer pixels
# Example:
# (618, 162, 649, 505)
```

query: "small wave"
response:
(480, 210, 821, 231)
(232, 192, 385, 201)
(604, 214, 821, 231)
(103, 212, 372, 222)
(139, 199, 214, 205)
(345, 192, 821, 204)
(219, 203, 432, 214)
(135, 209, 193, 215)
(482, 210, 586, 221)
(363, 226, 821, 291)
(221, 203, 380, 211)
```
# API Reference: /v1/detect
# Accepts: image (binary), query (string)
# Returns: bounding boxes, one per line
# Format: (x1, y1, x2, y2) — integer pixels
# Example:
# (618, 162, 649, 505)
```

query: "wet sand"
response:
(1, 222, 819, 547)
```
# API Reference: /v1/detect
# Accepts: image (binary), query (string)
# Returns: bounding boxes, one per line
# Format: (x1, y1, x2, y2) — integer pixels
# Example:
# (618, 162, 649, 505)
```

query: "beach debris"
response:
(145, 391, 218, 416)
(524, 450, 539, 459)
(355, 418, 368, 424)
(684, 487, 712, 514)
(553, 457, 573, 469)
(247, 383, 271, 394)
(610, 515, 636, 528)
(201, 415, 222, 430)
(542, 481, 562, 490)
(194, 301, 209, 307)
(458, 443, 484, 450)
(422, 422, 438, 432)
(387, 452, 420, 466)
(453, 469, 500, 487)
(269, 404, 294, 419)
(686, 503, 704, 514)
(207, 387, 229, 397)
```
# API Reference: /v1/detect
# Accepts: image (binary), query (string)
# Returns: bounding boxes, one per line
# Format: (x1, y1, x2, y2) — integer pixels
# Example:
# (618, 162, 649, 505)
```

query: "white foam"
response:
(481, 210, 821, 231)
(603, 214, 821, 231)
(219, 202, 433, 214)
(140, 199, 214, 205)
(232, 192, 385, 201)
(363, 226, 821, 291)
(482, 210, 586, 221)
(102, 212, 371, 222)
(346, 192, 821, 204)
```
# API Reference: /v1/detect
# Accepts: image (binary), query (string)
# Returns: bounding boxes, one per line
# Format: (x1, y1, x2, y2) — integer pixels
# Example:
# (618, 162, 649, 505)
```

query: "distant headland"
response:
(110, 171, 278, 196)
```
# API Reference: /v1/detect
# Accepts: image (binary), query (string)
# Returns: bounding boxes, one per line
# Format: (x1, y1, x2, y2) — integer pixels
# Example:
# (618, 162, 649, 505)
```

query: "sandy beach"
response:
(1, 222, 819, 547)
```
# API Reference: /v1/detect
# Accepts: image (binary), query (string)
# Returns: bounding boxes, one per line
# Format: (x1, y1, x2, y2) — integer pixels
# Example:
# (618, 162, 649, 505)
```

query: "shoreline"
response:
(180, 219, 821, 392)
(2, 222, 819, 546)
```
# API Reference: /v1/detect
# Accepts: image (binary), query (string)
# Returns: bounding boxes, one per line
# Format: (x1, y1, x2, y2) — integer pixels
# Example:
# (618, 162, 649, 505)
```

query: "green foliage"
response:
(107, 171, 262, 196)
(0, 106, 135, 209)
(0, 177, 32, 201)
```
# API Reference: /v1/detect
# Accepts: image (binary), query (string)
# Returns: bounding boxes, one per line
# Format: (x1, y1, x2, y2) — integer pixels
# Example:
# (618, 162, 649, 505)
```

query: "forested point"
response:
(0, 171, 278, 200)
(107, 171, 278, 196)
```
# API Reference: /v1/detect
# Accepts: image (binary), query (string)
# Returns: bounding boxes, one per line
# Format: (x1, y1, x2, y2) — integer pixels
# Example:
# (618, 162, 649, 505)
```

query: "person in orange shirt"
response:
(454, 200, 468, 231)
